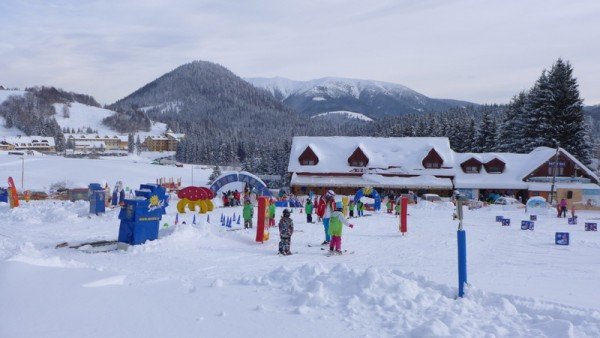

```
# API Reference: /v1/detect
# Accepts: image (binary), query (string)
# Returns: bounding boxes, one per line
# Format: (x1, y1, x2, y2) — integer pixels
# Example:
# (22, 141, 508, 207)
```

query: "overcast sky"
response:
(1, 0, 599, 105)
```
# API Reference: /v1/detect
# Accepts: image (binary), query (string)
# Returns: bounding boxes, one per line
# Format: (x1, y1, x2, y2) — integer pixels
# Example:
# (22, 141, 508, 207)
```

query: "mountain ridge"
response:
(246, 76, 477, 118)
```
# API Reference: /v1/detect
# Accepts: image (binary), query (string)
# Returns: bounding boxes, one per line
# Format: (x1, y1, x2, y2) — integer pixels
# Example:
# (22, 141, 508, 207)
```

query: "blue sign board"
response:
(585, 223, 598, 231)
(530, 215, 537, 221)
(501, 218, 511, 226)
(88, 183, 106, 215)
(568, 217, 577, 225)
(555, 232, 570, 245)
(521, 221, 534, 230)
(118, 184, 168, 245)
(496, 216, 504, 222)
(0, 188, 7, 203)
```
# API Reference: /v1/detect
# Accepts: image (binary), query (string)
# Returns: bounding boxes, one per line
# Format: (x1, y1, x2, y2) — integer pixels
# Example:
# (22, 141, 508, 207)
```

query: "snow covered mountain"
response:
(246, 76, 476, 118)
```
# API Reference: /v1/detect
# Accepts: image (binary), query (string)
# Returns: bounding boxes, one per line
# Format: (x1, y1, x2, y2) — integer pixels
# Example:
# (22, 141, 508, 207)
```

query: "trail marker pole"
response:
(456, 199, 467, 298)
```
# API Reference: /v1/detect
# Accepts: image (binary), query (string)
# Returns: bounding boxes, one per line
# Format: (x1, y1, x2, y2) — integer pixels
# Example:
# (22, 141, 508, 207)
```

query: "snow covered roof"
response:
(288, 137, 600, 190)
(66, 133, 128, 141)
(166, 132, 185, 140)
(1, 136, 55, 147)
(288, 136, 455, 174)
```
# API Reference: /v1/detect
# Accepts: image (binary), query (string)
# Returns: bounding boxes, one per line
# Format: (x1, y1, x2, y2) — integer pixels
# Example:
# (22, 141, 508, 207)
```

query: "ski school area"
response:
(1, 155, 600, 337)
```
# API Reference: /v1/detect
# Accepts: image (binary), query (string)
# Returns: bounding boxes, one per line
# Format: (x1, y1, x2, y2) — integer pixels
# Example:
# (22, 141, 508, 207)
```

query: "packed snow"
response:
(312, 111, 374, 122)
(1, 182, 599, 336)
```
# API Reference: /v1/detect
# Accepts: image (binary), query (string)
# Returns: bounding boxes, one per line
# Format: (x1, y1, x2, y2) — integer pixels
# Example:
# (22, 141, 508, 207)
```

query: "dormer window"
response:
(298, 146, 319, 166)
(484, 158, 505, 174)
(422, 148, 443, 169)
(461, 158, 483, 174)
(348, 147, 369, 167)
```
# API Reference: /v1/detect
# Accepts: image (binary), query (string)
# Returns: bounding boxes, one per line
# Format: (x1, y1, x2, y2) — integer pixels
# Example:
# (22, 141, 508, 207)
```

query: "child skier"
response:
(357, 200, 364, 217)
(305, 199, 313, 223)
(328, 202, 354, 254)
(243, 200, 253, 229)
(269, 200, 276, 227)
(386, 199, 392, 214)
(395, 201, 401, 216)
(348, 201, 355, 218)
(278, 209, 294, 255)
(317, 190, 336, 245)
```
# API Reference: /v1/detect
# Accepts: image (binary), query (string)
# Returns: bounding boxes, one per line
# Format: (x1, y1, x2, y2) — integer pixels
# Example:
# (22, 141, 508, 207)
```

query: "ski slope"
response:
(1, 195, 599, 337)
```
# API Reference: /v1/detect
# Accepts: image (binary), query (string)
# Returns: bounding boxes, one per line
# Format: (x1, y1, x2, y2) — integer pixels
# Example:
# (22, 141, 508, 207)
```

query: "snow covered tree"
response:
(61, 105, 70, 118)
(135, 135, 142, 154)
(546, 59, 592, 163)
(496, 92, 527, 152)
(209, 165, 222, 182)
(473, 111, 497, 152)
(522, 59, 592, 163)
(127, 133, 134, 153)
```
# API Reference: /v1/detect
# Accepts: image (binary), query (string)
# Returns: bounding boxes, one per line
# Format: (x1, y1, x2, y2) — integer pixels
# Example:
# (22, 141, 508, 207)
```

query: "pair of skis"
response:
(307, 243, 354, 255)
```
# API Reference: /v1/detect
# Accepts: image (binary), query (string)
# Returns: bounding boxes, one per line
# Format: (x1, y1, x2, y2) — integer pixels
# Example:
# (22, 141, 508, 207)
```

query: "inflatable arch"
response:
(209, 171, 273, 197)
(354, 187, 382, 211)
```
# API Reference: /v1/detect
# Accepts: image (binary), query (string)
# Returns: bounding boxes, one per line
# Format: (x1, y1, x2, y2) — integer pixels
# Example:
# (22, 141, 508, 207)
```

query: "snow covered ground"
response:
(1, 195, 599, 337)
(0, 153, 209, 191)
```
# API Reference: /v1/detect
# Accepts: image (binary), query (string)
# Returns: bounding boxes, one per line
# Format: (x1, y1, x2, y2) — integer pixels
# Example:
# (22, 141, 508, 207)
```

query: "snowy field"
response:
(1, 197, 599, 337)
(0, 153, 209, 191)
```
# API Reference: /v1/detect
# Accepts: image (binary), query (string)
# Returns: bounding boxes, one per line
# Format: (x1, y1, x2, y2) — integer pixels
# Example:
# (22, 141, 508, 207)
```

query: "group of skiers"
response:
(304, 196, 365, 222)
(241, 190, 359, 255)
(222, 190, 242, 207)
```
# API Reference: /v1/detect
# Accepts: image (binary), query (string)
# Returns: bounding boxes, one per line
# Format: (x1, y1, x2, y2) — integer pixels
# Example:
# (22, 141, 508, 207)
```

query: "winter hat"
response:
(335, 202, 343, 211)
(327, 190, 336, 197)
(283, 209, 291, 217)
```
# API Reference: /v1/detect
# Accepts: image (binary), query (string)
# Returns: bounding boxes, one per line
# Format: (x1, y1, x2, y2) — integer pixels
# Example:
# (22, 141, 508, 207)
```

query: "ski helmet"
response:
(283, 209, 291, 217)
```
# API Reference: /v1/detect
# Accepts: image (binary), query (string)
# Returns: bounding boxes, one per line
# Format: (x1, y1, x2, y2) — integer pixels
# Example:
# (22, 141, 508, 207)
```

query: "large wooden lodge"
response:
(287, 137, 600, 208)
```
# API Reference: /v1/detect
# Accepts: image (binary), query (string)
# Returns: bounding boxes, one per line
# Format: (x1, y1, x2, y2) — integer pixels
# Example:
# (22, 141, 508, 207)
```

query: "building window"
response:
(350, 160, 366, 167)
(425, 162, 440, 169)
(487, 166, 502, 174)
(548, 167, 564, 176)
(301, 160, 315, 165)
(465, 166, 479, 173)
(567, 191, 573, 199)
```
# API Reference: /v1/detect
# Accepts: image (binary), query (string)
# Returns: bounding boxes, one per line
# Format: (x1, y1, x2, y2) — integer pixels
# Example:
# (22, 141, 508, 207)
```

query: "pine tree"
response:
(496, 92, 527, 152)
(135, 135, 142, 155)
(522, 59, 592, 163)
(473, 111, 497, 152)
(127, 133, 134, 153)
(546, 59, 592, 163)
(209, 165, 222, 182)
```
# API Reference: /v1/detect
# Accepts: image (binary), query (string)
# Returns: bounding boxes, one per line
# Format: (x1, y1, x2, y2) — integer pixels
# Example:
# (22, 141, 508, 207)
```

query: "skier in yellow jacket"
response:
(328, 202, 355, 254)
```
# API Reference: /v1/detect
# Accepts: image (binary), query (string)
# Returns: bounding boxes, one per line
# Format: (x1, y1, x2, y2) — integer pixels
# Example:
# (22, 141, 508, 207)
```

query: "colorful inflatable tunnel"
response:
(177, 186, 215, 214)
(209, 171, 273, 197)
(354, 187, 382, 211)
